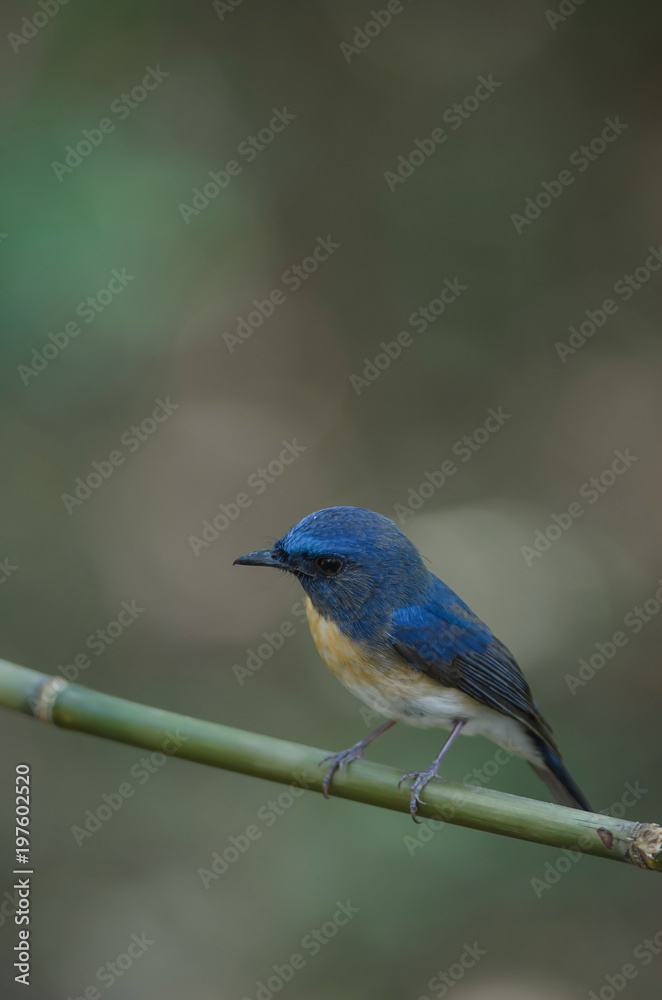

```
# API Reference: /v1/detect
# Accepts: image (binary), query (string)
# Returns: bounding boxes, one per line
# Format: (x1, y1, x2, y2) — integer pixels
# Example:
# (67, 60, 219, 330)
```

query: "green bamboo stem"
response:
(1, 658, 660, 871)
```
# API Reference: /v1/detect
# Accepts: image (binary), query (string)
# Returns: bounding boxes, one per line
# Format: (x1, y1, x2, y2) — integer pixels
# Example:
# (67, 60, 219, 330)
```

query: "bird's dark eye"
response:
(315, 556, 344, 575)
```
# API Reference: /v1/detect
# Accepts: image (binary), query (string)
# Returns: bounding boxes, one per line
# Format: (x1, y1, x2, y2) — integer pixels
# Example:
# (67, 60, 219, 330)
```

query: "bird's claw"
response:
(398, 769, 437, 823)
(320, 746, 366, 798)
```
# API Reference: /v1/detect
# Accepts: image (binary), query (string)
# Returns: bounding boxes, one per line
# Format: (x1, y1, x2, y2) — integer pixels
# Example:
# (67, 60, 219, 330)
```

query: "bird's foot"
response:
(398, 765, 440, 823)
(320, 744, 366, 798)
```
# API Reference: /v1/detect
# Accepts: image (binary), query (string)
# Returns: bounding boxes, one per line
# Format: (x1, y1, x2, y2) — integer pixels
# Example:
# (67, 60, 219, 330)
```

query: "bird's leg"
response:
(320, 719, 397, 797)
(398, 719, 466, 822)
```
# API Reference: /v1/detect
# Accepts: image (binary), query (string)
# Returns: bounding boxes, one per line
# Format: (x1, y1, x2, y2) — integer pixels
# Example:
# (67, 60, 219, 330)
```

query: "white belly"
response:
(349, 679, 534, 758)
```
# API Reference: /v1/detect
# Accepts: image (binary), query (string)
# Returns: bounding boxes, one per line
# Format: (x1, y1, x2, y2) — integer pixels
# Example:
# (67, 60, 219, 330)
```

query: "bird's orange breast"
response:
(304, 597, 383, 687)
(303, 596, 483, 729)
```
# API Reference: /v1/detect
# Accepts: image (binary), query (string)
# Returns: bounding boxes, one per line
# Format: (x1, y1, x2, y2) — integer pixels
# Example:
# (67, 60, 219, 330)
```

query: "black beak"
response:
(233, 548, 285, 569)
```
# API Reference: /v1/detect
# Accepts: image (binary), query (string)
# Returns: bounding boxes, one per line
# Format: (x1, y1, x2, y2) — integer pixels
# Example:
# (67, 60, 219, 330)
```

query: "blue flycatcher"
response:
(234, 506, 591, 819)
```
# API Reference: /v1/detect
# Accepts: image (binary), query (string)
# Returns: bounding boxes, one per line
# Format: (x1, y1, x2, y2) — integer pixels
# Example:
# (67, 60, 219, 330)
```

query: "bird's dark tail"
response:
(529, 735, 592, 811)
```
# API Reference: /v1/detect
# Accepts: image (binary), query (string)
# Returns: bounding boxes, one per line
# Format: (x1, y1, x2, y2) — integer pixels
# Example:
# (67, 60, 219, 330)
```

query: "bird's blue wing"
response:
(390, 578, 555, 746)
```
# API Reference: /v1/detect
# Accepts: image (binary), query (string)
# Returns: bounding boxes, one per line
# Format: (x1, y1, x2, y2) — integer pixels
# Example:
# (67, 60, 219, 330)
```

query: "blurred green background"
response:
(1, 0, 662, 997)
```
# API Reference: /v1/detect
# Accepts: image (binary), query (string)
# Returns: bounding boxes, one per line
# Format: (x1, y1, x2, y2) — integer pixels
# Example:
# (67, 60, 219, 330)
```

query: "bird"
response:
(234, 506, 591, 820)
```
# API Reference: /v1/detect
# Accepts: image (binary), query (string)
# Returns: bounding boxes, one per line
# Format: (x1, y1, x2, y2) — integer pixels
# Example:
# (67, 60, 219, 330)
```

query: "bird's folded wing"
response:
(390, 602, 556, 749)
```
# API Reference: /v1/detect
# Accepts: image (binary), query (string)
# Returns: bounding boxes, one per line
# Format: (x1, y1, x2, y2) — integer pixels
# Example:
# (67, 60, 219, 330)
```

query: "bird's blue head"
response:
(234, 506, 430, 640)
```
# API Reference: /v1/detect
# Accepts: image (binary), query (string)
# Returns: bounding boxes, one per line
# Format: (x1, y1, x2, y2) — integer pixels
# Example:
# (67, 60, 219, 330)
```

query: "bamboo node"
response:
(32, 676, 68, 723)
(626, 822, 662, 869)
